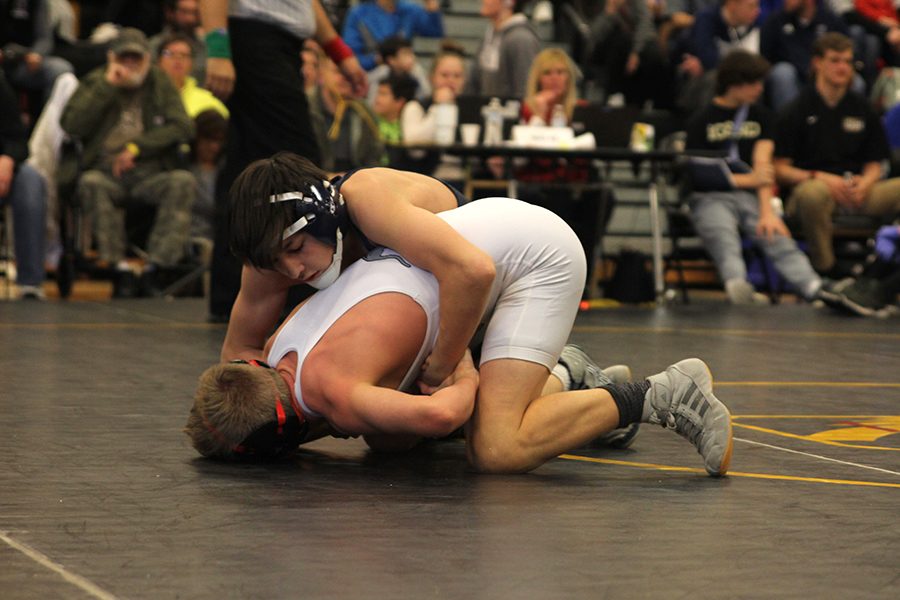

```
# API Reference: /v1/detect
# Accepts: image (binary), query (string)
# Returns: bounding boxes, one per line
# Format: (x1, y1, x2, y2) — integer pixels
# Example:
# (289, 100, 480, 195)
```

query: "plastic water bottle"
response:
(483, 97, 504, 146)
(550, 103, 567, 128)
(433, 103, 458, 146)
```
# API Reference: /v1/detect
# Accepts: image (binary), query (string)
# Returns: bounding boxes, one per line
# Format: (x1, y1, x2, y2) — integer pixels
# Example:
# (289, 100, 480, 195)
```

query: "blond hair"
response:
(524, 48, 578, 121)
(184, 363, 289, 459)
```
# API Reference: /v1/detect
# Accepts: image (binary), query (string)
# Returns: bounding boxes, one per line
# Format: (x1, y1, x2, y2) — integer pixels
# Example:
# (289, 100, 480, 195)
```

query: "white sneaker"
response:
(17, 285, 46, 300)
(725, 279, 769, 305)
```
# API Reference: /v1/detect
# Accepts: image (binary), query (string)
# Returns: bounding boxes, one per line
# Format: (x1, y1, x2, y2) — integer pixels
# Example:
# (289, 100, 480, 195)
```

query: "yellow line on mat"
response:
(733, 414, 897, 419)
(559, 454, 900, 488)
(732, 422, 900, 451)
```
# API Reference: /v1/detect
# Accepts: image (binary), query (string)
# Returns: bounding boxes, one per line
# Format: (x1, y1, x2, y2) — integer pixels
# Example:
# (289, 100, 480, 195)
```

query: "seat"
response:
(55, 138, 202, 299)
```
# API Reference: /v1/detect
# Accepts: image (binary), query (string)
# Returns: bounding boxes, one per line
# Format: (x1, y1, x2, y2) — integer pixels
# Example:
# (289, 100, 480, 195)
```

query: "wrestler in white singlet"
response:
(266, 197, 586, 419)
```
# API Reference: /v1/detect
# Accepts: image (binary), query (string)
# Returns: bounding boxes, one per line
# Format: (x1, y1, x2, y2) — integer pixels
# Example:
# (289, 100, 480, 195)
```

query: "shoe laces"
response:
(648, 408, 703, 447)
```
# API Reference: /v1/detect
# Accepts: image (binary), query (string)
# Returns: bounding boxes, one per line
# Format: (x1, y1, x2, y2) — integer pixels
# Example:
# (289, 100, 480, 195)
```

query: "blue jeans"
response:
(6, 56, 74, 103)
(1, 164, 47, 286)
(689, 189, 820, 298)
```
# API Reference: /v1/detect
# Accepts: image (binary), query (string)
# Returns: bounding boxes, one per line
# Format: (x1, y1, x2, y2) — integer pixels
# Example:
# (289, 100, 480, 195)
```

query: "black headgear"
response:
(269, 179, 348, 247)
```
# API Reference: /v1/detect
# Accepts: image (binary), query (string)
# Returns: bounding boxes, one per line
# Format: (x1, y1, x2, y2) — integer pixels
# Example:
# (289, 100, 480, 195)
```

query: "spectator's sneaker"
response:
(558, 345, 640, 449)
(112, 270, 138, 299)
(725, 279, 769, 305)
(17, 285, 46, 301)
(643, 358, 733, 476)
(138, 269, 163, 298)
(815, 277, 852, 309)
(838, 278, 892, 318)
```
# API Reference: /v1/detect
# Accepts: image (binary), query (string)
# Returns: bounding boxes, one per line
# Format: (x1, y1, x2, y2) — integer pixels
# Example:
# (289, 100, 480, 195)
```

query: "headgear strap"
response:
(269, 180, 343, 241)
(201, 360, 308, 457)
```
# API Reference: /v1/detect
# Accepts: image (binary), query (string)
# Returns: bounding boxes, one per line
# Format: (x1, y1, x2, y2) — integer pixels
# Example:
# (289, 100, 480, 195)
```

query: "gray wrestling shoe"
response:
(643, 358, 733, 476)
(558, 344, 610, 390)
(557, 345, 641, 449)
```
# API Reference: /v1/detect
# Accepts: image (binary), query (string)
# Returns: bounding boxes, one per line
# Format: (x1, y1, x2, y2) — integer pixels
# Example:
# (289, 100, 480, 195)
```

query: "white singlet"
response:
(267, 197, 586, 418)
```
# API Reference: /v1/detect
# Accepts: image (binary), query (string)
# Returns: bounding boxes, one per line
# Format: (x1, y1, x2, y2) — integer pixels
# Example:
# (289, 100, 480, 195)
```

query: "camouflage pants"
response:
(76, 168, 195, 267)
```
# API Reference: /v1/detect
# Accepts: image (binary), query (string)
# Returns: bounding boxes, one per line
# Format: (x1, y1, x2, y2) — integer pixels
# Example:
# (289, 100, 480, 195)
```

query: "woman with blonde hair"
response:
(515, 47, 617, 299)
(522, 47, 580, 126)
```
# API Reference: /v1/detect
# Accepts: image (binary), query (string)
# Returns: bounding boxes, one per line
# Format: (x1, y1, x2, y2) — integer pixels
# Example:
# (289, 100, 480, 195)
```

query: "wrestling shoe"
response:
(643, 358, 732, 476)
(558, 345, 640, 449)
(558, 344, 609, 390)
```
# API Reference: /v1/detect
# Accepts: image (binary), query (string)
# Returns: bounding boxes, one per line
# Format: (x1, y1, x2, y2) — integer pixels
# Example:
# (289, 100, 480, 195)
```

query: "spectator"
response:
(149, 0, 207, 86)
(587, 0, 673, 108)
(0, 0, 74, 118)
(76, 0, 164, 39)
(761, 0, 857, 111)
(402, 42, 468, 183)
(372, 71, 418, 149)
(59, 28, 196, 297)
(308, 56, 384, 172)
(189, 109, 227, 246)
(467, 0, 541, 100)
(677, 0, 762, 113)
(342, 0, 444, 71)
(301, 40, 321, 95)
(774, 33, 900, 277)
(515, 47, 615, 298)
(654, 0, 719, 60)
(157, 33, 228, 118)
(684, 50, 827, 305)
(366, 35, 431, 105)
(851, 0, 900, 67)
(0, 71, 47, 300)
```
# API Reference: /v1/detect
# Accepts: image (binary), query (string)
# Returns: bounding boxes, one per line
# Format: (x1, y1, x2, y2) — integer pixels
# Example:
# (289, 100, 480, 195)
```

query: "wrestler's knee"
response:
(466, 434, 530, 474)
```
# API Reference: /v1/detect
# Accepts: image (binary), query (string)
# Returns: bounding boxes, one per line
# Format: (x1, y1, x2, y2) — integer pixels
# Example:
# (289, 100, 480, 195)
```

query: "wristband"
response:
(125, 142, 140, 157)
(323, 37, 353, 64)
(205, 28, 231, 59)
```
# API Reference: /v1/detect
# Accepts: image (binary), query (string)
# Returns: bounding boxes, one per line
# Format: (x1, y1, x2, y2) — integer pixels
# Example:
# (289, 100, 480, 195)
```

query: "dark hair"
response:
(194, 109, 227, 140)
(381, 72, 418, 102)
(378, 35, 412, 61)
(812, 32, 853, 58)
(157, 32, 195, 59)
(715, 50, 770, 95)
(228, 152, 331, 269)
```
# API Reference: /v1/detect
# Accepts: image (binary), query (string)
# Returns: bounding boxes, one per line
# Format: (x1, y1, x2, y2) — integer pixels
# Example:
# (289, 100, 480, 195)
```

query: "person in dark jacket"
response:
(60, 28, 195, 297)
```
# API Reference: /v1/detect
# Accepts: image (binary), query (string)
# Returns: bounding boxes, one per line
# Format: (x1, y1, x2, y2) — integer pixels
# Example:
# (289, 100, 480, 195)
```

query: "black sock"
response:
(601, 381, 650, 428)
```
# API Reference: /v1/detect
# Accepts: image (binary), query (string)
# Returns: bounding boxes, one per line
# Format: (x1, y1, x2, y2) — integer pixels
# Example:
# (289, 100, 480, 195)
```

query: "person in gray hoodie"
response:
(467, 0, 541, 100)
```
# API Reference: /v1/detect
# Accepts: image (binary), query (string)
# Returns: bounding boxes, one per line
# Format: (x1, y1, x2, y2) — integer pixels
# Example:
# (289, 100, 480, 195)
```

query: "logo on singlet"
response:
(363, 247, 412, 268)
